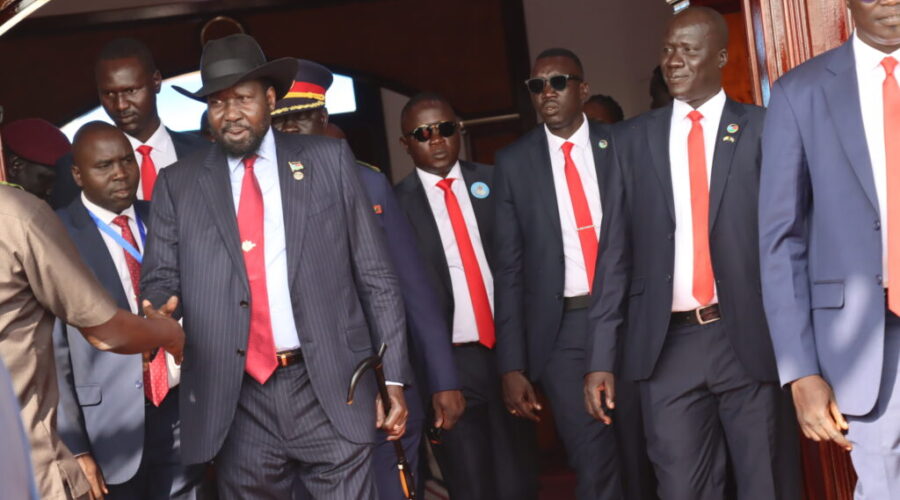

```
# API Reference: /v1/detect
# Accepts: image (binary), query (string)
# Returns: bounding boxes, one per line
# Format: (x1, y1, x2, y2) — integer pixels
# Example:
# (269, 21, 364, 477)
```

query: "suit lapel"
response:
(823, 41, 879, 213)
(460, 162, 492, 264)
(708, 99, 746, 231)
(198, 146, 248, 289)
(275, 134, 311, 289)
(588, 123, 610, 196)
(402, 175, 454, 299)
(69, 200, 131, 307)
(532, 131, 564, 239)
(647, 106, 676, 222)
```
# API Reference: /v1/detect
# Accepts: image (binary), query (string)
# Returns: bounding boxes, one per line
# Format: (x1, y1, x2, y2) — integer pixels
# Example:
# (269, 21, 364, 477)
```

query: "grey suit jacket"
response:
(141, 130, 410, 464)
(52, 199, 152, 484)
(760, 39, 886, 416)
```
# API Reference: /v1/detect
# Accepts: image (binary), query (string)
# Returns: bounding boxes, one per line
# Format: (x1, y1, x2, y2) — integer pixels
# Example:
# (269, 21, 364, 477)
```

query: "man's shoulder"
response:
(610, 107, 666, 145)
(496, 126, 544, 164)
(776, 40, 849, 94)
(0, 185, 47, 223)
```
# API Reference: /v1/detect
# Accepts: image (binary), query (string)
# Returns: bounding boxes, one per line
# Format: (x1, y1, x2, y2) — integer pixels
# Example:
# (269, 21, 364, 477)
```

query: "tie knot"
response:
(688, 110, 703, 123)
(242, 155, 258, 170)
(136, 145, 152, 157)
(111, 215, 130, 229)
(561, 141, 575, 156)
(883, 57, 898, 77)
(436, 178, 456, 192)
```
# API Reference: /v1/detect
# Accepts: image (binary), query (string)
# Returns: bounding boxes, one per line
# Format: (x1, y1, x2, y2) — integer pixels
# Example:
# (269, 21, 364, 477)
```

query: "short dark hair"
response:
(586, 94, 624, 123)
(96, 37, 156, 73)
(400, 92, 455, 132)
(535, 48, 584, 74)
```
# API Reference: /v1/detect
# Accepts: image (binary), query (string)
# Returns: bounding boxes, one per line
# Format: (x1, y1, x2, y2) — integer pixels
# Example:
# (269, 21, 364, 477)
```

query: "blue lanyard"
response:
(87, 210, 146, 263)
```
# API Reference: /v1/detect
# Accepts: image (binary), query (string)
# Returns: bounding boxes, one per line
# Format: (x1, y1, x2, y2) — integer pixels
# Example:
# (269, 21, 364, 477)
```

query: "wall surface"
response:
(523, 0, 673, 119)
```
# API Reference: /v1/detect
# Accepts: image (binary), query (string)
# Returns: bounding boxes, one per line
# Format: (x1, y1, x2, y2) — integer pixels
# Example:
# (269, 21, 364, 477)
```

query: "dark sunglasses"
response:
(406, 121, 460, 142)
(524, 74, 582, 94)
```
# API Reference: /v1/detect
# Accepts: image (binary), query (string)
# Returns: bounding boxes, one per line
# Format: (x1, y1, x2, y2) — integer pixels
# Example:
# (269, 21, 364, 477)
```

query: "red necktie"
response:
(136, 145, 157, 200)
(687, 110, 714, 306)
(436, 178, 495, 349)
(111, 215, 169, 406)
(237, 156, 277, 383)
(883, 57, 900, 315)
(561, 141, 599, 290)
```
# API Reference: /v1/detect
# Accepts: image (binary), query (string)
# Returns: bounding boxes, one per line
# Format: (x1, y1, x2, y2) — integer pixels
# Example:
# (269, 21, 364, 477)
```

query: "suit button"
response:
(240, 300, 249, 308)
(559, 256, 565, 263)
(877, 275, 883, 285)
(666, 233, 674, 240)
(875, 220, 882, 231)
(556, 293, 563, 300)
(236, 349, 246, 356)
(135, 380, 143, 389)
(666, 274, 672, 282)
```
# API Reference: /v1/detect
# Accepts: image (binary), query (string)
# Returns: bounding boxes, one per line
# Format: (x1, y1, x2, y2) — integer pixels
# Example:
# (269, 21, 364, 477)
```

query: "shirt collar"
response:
(81, 191, 137, 225)
(416, 161, 463, 190)
(125, 122, 171, 153)
(227, 127, 276, 174)
(853, 31, 900, 74)
(544, 113, 591, 152)
(672, 88, 727, 122)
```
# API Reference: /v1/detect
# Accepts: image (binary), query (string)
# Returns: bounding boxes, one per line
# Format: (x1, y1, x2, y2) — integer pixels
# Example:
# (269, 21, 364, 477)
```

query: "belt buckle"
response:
(694, 305, 717, 325)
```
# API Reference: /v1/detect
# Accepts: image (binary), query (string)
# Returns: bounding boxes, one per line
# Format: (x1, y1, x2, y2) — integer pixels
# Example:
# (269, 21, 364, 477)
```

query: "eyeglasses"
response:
(406, 121, 460, 142)
(524, 74, 582, 94)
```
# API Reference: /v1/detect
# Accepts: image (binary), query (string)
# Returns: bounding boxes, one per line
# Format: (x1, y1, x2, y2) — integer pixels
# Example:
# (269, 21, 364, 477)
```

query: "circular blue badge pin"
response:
(471, 181, 490, 199)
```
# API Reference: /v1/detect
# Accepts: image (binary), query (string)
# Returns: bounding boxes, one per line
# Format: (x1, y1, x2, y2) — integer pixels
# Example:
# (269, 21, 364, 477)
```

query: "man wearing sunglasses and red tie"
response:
(395, 93, 538, 500)
(492, 48, 622, 500)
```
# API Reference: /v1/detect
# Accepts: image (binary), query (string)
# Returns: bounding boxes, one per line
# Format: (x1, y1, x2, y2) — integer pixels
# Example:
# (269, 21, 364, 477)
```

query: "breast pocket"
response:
(75, 384, 102, 407)
(345, 326, 373, 353)
(811, 281, 844, 309)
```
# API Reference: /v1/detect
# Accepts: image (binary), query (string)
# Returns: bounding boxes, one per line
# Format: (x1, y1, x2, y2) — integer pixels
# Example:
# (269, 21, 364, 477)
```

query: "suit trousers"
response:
(105, 387, 206, 500)
(640, 320, 782, 500)
(432, 343, 539, 500)
(216, 360, 376, 500)
(538, 309, 623, 500)
(847, 309, 900, 500)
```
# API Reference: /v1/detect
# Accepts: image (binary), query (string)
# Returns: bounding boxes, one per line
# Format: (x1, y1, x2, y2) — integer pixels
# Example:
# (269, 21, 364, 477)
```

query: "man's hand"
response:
(75, 454, 107, 500)
(376, 385, 409, 441)
(584, 371, 616, 425)
(791, 374, 851, 451)
(141, 296, 184, 364)
(432, 390, 466, 430)
(502, 371, 542, 422)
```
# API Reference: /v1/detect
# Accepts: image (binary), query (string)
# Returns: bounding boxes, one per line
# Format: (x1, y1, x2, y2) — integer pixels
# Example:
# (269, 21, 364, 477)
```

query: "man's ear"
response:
(718, 48, 729, 69)
(266, 86, 277, 111)
(579, 81, 591, 104)
(71, 164, 84, 188)
(320, 108, 329, 128)
(152, 69, 162, 94)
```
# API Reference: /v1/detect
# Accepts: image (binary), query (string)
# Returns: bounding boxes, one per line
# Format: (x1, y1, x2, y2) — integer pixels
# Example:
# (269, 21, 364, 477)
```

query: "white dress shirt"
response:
(544, 114, 602, 296)
(417, 163, 494, 344)
(854, 33, 900, 286)
(227, 128, 301, 351)
(126, 123, 178, 201)
(669, 89, 726, 311)
(81, 193, 180, 386)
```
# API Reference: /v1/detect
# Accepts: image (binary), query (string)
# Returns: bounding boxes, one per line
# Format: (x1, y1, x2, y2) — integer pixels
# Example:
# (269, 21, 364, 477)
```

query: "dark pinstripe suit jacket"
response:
(140, 130, 411, 464)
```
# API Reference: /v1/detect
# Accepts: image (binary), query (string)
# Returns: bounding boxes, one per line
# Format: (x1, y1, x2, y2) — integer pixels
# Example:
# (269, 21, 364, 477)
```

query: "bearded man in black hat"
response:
(139, 34, 411, 499)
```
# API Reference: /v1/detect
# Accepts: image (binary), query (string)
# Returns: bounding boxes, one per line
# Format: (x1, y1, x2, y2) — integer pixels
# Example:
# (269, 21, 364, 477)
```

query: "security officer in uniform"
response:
(272, 59, 464, 500)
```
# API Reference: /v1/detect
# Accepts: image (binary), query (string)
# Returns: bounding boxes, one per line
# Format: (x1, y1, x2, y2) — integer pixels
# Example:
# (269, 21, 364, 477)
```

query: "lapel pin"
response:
(597, 139, 609, 149)
(722, 135, 735, 143)
(293, 171, 304, 180)
(373, 204, 383, 215)
(289, 161, 305, 180)
(241, 240, 257, 253)
(726, 123, 739, 134)
(470, 181, 490, 199)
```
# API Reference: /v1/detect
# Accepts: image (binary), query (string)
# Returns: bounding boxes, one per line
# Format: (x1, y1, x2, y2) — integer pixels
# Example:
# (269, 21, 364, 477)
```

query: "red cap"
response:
(1, 118, 71, 166)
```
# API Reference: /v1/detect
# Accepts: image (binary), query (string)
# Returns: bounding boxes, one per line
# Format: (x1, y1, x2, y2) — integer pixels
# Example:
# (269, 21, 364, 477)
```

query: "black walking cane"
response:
(347, 343, 416, 499)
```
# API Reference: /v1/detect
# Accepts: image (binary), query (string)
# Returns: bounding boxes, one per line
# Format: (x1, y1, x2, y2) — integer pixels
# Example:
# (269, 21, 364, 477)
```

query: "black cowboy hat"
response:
(174, 34, 298, 102)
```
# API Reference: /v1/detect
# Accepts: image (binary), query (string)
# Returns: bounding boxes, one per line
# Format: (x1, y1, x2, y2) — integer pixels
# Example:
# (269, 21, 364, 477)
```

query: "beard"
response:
(214, 120, 268, 158)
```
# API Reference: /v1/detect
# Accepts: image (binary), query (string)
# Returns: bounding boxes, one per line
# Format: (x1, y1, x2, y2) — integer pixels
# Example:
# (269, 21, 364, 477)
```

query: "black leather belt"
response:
(564, 294, 591, 311)
(669, 304, 721, 328)
(276, 349, 303, 368)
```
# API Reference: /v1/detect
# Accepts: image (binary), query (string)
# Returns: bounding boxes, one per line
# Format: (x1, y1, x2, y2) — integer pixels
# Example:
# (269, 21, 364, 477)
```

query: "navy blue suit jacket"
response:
(356, 163, 459, 395)
(394, 161, 495, 344)
(52, 198, 153, 484)
(50, 128, 208, 209)
(587, 100, 778, 383)
(492, 123, 613, 379)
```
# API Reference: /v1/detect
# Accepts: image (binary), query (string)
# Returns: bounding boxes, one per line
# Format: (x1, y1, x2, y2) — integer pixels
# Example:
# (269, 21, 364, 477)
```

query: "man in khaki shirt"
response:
(0, 183, 184, 500)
